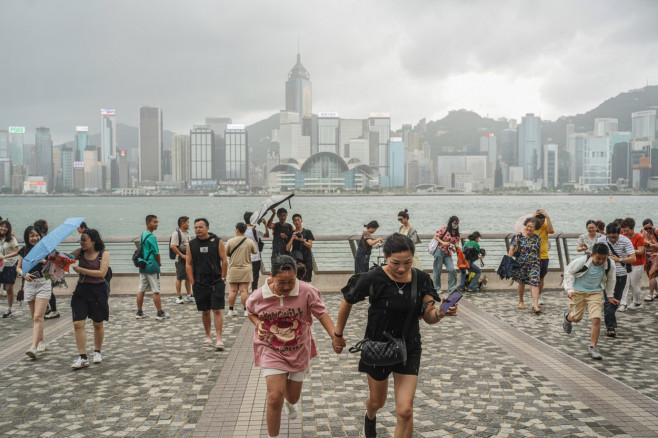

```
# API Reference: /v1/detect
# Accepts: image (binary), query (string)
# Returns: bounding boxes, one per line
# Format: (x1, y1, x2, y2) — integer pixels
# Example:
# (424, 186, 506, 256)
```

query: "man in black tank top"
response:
(186, 218, 228, 350)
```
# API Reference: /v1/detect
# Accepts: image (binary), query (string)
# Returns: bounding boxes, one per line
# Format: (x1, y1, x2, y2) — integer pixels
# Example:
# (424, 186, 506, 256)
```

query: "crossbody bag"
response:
(606, 241, 632, 273)
(349, 268, 418, 367)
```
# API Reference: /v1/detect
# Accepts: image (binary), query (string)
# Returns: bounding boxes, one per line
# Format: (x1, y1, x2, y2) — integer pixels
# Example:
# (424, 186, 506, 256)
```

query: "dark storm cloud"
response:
(0, 0, 655, 143)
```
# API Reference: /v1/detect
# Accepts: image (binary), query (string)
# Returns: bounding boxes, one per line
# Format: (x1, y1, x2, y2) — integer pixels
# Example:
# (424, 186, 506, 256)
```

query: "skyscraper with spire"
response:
(285, 53, 312, 120)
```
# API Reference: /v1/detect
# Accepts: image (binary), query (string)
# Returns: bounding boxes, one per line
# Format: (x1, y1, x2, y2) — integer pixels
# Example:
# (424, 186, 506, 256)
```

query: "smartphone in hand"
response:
(441, 291, 462, 314)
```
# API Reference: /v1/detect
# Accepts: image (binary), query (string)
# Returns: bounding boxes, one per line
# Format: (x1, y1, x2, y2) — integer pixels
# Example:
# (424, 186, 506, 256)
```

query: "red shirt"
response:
(628, 233, 646, 266)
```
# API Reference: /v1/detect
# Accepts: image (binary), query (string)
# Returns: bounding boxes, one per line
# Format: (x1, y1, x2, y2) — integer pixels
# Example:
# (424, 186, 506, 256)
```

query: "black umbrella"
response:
(250, 193, 295, 225)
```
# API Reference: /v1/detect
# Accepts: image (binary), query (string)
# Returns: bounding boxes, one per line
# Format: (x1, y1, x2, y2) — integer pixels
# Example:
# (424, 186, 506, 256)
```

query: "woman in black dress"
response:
(333, 233, 458, 438)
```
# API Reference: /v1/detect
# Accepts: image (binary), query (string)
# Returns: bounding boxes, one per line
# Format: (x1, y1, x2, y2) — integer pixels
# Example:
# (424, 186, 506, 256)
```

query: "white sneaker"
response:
(285, 401, 299, 420)
(36, 342, 46, 353)
(538, 299, 545, 306)
(71, 356, 90, 368)
(175, 296, 184, 304)
(628, 303, 642, 310)
(618, 304, 627, 312)
(243, 310, 248, 317)
(228, 309, 237, 317)
(185, 295, 194, 303)
(93, 352, 103, 364)
(25, 346, 38, 359)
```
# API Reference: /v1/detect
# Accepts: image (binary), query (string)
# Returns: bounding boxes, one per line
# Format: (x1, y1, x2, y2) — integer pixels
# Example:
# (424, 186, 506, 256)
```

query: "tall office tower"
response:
(118, 150, 130, 188)
(11, 164, 23, 192)
(35, 127, 53, 190)
(224, 124, 249, 187)
(480, 133, 497, 166)
(0, 130, 10, 188)
(611, 142, 630, 185)
(9, 126, 25, 165)
(279, 110, 311, 161)
(171, 134, 191, 184)
(369, 114, 391, 179)
(24, 144, 36, 176)
(52, 146, 63, 191)
(568, 133, 587, 182)
(543, 143, 558, 188)
(581, 136, 611, 189)
(632, 110, 656, 142)
(565, 121, 575, 149)
(508, 119, 517, 130)
(139, 106, 162, 182)
(83, 146, 101, 191)
(594, 118, 618, 137)
(205, 117, 232, 139)
(317, 113, 340, 154)
(518, 113, 542, 181)
(285, 53, 312, 125)
(190, 125, 216, 189)
(75, 126, 89, 161)
(386, 137, 405, 188)
(500, 128, 518, 165)
(61, 147, 74, 189)
(339, 119, 367, 159)
(100, 109, 117, 162)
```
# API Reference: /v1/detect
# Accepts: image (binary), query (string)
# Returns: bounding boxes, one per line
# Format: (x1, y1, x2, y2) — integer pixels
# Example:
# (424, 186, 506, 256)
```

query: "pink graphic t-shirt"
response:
(246, 279, 328, 372)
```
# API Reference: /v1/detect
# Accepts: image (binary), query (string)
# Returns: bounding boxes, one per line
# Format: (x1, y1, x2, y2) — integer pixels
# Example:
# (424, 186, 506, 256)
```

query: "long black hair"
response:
(446, 215, 460, 237)
(83, 229, 105, 252)
(23, 225, 39, 253)
(0, 220, 12, 240)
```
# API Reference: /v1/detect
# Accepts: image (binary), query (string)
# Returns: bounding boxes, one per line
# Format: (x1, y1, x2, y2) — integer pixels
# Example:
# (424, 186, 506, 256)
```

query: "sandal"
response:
(518, 303, 526, 310)
(644, 295, 654, 302)
(215, 340, 225, 351)
(203, 338, 213, 347)
(533, 307, 542, 314)
(606, 327, 616, 338)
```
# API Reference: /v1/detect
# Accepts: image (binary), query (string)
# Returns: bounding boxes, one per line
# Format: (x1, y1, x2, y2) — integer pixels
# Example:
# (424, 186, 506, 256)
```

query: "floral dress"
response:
(511, 233, 541, 286)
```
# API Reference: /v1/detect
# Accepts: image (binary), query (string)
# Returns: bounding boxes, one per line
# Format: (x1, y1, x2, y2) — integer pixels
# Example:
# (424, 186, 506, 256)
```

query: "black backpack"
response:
(132, 233, 149, 269)
(169, 229, 183, 260)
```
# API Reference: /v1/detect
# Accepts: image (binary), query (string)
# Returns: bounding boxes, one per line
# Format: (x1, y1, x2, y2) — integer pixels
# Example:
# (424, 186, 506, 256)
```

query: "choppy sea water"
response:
(0, 194, 655, 237)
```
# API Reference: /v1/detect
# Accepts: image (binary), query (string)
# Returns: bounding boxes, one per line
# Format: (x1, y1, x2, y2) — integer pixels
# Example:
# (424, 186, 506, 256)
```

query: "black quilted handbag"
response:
(349, 269, 417, 367)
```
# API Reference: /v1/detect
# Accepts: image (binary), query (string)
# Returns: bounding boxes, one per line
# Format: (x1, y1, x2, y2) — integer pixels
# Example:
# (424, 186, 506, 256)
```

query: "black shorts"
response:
(0, 265, 17, 285)
(193, 282, 225, 311)
(71, 282, 110, 323)
(539, 259, 549, 278)
(175, 259, 188, 281)
(358, 346, 422, 381)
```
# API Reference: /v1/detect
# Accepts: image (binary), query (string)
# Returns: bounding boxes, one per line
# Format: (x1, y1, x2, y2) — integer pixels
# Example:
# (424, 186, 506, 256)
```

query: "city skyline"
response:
(1, 0, 657, 144)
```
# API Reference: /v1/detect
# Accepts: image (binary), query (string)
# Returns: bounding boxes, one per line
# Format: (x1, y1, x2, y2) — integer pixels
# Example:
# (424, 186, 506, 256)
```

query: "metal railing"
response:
(37, 233, 582, 275)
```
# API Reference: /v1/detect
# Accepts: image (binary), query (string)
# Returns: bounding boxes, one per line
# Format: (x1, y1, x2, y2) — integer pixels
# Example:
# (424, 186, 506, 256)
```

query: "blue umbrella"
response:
(21, 217, 85, 274)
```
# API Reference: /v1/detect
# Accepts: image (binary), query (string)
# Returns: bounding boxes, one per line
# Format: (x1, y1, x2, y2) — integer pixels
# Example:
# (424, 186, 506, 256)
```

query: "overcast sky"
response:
(1, 0, 657, 144)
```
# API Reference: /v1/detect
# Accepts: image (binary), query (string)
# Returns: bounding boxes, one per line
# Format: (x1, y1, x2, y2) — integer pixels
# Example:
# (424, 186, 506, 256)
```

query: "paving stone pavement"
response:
(0, 289, 656, 437)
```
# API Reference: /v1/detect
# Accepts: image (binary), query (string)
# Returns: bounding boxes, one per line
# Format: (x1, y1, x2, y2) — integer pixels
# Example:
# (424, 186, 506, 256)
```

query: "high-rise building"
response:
(386, 137, 405, 188)
(594, 118, 618, 137)
(75, 126, 89, 161)
(100, 109, 117, 163)
(171, 134, 191, 184)
(9, 126, 25, 166)
(61, 147, 74, 189)
(223, 124, 249, 187)
(190, 125, 216, 189)
(581, 136, 611, 189)
(52, 146, 63, 191)
(0, 130, 10, 189)
(285, 54, 312, 121)
(317, 113, 340, 154)
(518, 114, 542, 181)
(35, 127, 53, 190)
(369, 114, 391, 179)
(543, 143, 558, 188)
(205, 117, 231, 181)
(339, 119, 367, 160)
(500, 128, 518, 165)
(118, 150, 130, 188)
(279, 111, 311, 161)
(631, 110, 656, 142)
(139, 106, 163, 182)
(568, 133, 587, 182)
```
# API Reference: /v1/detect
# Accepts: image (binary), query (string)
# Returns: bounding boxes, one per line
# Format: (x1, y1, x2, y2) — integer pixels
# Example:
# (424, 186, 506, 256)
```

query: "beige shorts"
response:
(569, 290, 603, 321)
(137, 273, 160, 293)
(262, 367, 308, 382)
(24, 278, 52, 302)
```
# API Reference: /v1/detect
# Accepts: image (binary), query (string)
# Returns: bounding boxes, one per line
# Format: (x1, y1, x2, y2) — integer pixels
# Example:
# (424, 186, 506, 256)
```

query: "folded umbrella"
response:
(497, 255, 521, 280)
(21, 217, 85, 274)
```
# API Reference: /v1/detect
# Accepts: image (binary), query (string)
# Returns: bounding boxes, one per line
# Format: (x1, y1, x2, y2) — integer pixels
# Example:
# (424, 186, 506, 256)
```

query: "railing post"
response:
(562, 236, 571, 266)
(555, 234, 564, 272)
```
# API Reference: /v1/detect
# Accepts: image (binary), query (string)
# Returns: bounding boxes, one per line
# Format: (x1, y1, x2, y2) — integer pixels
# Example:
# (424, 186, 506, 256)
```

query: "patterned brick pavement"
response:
(0, 289, 656, 437)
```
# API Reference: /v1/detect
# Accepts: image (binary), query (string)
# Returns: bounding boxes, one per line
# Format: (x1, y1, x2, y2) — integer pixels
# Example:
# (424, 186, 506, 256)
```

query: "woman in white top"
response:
(397, 209, 422, 269)
(0, 220, 20, 318)
(577, 220, 601, 256)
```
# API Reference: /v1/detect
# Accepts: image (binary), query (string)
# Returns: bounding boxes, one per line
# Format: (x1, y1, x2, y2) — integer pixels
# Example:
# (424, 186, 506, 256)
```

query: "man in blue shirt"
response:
(136, 215, 169, 321)
(562, 243, 616, 360)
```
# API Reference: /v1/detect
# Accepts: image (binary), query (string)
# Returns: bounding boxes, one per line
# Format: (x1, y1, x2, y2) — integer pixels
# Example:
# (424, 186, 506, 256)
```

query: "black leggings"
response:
(49, 290, 57, 311)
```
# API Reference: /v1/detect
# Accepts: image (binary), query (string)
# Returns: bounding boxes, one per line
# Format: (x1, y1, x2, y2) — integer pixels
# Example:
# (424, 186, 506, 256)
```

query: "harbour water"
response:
(1, 194, 655, 237)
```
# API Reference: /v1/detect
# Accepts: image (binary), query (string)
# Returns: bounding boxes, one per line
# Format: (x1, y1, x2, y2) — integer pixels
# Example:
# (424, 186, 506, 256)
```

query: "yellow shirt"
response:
(535, 222, 549, 260)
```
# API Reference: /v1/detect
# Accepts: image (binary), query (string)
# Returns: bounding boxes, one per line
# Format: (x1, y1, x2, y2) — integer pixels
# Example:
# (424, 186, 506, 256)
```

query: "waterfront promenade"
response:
(1, 288, 657, 437)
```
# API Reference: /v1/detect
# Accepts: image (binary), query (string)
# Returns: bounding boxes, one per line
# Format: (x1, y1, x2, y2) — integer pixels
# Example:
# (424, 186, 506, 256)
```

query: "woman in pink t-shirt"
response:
(246, 255, 337, 438)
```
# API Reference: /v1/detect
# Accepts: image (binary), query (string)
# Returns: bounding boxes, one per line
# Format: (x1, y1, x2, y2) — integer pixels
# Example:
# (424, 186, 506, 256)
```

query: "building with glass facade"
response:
(543, 143, 558, 188)
(317, 114, 340, 154)
(518, 114, 542, 181)
(285, 54, 312, 120)
(35, 127, 53, 190)
(632, 110, 656, 142)
(138, 106, 162, 182)
(9, 127, 24, 166)
(171, 134, 191, 184)
(75, 126, 88, 161)
(0, 130, 10, 189)
(223, 124, 248, 188)
(190, 125, 216, 189)
(581, 136, 611, 189)
(100, 109, 117, 163)
(369, 114, 391, 178)
(61, 147, 74, 189)
(385, 137, 404, 188)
